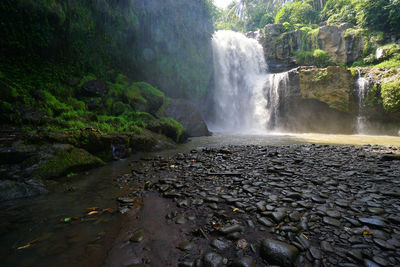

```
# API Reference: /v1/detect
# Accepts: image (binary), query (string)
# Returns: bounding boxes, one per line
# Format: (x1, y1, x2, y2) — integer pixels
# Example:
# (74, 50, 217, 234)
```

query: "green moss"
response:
(294, 49, 333, 68)
(374, 54, 400, 69)
(115, 74, 130, 87)
(78, 74, 97, 87)
(112, 101, 131, 116)
(381, 81, 400, 112)
(134, 82, 165, 112)
(34, 145, 104, 179)
(124, 84, 147, 108)
(147, 117, 183, 143)
(66, 97, 87, 111)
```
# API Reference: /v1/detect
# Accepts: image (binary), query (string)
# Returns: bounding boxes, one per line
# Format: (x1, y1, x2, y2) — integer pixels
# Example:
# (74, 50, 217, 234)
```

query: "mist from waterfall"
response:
(209, 30, 286, 133)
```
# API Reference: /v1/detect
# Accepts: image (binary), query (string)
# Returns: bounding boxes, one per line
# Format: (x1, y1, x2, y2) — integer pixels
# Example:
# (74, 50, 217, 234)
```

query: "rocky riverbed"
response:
(110, 143, 400, 267)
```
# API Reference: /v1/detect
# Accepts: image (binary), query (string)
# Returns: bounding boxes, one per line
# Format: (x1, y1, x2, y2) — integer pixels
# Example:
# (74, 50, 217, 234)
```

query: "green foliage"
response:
(321, 0, 356, 24)
(355, 0, 400, 36)
(294, 49, 333, 67)
(275, 1, 319, 25)
(374, 54, 400, 68)
(134, 82, 165, 112)
(40, 90, 71, 115)
(0, 0, 214, 100)
(147, 117, 183, 142)
(259, 14, 274, 28)
(78, 74, 96, 87)
(381, 81, 400, 112)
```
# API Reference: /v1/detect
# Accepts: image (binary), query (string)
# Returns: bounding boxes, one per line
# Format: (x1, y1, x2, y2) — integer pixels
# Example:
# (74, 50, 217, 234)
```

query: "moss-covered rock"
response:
(130, 129, 175, 152)
(381, 80, 400, 113)
(27, 144, 104, 179)
(134, 82, 165, 113)
(162, 99, 210, 137)
(299, 66, 354, 113)
(146, 117, 183, 143)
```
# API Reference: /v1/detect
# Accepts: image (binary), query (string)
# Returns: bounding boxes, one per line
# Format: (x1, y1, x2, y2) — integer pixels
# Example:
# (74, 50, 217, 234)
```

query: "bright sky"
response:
(214, 0, 234, 9)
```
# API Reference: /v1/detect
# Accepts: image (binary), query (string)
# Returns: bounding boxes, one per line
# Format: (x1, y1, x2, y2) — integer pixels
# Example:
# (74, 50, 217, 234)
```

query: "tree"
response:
(321, 0, 357, 24)
(356, 0, 390, 32)
(275, 1, 319, 24)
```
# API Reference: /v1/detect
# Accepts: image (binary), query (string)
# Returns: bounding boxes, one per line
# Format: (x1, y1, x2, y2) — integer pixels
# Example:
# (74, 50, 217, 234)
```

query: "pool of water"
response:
(1, 132, 399, 267)
(181, 132, 400, 148)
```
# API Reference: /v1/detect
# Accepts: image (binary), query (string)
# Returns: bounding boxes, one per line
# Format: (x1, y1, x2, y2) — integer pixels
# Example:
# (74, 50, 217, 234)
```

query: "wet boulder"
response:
(0, 179, 48, 201)
(260, 239, 299, 266)
(24, 144, 104, 180)
(81, 80, 109, 97)
(163, 99, 210, 137)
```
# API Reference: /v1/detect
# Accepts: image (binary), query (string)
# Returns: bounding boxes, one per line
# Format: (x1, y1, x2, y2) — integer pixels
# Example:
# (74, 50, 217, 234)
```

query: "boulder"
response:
(0, 179, 48, 201)
(23, 144, 104, 180)
(163, 99, 210, 137)
(81, 80, 109, 97)
(260, 239, 299, 267)
(130, 129, 176, 152)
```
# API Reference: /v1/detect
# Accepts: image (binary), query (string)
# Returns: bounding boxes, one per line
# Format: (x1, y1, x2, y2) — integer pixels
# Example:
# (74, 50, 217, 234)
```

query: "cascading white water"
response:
(210, 30, 287, 133)
(264, 72, 289, 130)
(210, 30, 268, 133)
(356, 70, 370, 134)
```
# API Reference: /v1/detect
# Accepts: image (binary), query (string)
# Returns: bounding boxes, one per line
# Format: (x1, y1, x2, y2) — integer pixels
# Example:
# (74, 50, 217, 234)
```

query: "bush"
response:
(312, 49, 333, 67)
(381, 81, 400, 112)
(294, 49, 333, 68)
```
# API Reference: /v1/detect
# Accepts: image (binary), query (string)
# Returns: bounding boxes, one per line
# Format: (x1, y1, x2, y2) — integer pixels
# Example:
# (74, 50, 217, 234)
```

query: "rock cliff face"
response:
(298, 66, 353, 113)
(317, 23, 364, 65)
(255, 24, 301, 73)
(255, 23, 364, 72)
(272, 66, 356, 133)
(271, 66, 400, 135)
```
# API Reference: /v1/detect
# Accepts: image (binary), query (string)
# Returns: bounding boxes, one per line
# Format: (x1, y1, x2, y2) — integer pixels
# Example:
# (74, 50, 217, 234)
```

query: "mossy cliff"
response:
(272, 66, 400, 134)
(255, 23, 388, 72)
(0, 0, 214, 201)
(298, 66, 352, 113)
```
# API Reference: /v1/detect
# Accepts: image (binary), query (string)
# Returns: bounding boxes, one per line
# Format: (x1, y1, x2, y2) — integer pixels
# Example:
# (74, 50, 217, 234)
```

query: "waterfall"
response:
(209, 30, 287, 133)
(264, 72, 289, 130)
(355, 70, 370, 134)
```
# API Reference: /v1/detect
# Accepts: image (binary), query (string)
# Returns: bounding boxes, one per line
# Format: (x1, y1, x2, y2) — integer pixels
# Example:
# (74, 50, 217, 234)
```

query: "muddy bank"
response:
(109, 143, 400, 266)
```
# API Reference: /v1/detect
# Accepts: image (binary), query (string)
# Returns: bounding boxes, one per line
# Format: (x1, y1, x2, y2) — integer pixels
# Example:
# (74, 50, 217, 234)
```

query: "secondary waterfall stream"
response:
(356, 70, 370, 134)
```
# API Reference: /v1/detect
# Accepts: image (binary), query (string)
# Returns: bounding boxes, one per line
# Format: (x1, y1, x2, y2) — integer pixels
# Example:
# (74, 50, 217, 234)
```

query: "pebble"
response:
(323, 216, 341, 227)
(130, 232, 144, 243)
(258, 217, 274, 227)
(358, 217, 387, 228)
(211, 239, 229, 250)
(175, 216, 186, 224)
(203, 252, 224, 267)
(229, 257, 257, 267)
(135, 144, 400, 267)
(177, 241, 194, 251)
